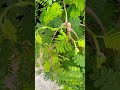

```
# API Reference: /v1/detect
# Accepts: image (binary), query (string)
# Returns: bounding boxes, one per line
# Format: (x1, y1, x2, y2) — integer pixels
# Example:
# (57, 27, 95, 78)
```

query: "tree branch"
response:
(86, 6, 106, 34)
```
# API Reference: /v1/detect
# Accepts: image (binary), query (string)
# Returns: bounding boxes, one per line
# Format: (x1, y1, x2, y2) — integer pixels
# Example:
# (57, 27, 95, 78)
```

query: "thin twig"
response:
(80, 24, 85, 27)
(50, 23, 65, 45)
(63, 0, 67, 23)
(71, 28, 79, 40)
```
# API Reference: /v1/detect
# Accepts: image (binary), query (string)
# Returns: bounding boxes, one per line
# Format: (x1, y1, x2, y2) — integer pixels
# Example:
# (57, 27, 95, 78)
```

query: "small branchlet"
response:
(63, 0, 79, 40)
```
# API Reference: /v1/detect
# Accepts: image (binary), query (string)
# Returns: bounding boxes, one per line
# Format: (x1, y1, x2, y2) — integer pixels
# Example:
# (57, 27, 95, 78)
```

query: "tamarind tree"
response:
(35, 0, 85, 90)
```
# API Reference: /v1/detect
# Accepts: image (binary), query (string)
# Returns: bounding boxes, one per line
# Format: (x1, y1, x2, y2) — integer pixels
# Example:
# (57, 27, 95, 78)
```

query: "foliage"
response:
(86, 0, 120, 90)
(35, 0, 85, 89)
(0, 0, 34, 89)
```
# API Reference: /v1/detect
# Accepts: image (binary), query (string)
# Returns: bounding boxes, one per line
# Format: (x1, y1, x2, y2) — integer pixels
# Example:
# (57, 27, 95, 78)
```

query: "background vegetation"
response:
(0, 0, 34, 89)
(86, 0, 120, 90)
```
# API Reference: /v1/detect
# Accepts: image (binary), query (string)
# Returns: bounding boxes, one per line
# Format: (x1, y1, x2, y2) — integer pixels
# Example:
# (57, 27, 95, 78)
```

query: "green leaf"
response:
(104, 32, 120, 50)
(44, 61, 51, 72)
(42, 29, 54, 44)
(1, 19, 17, 42)
(58, 35, 64, 40)
(61, 30, 67, 38)
(78, 39, 85, 48)
(52, 55, 59, 65)
(48, 0, 52, 5)
(43, 2, 63, 24)
(101, 67, 107, 77)
(101, 82, 120, 90)
(69, 17, 83, 37)
(73, 55, 85, 67)
(35, 33, 42, 44)
(75, 47, 79, 55)
(15, 1, 34, 7)
(106, 68, 115, 81)
(49, 17, 63, 28)
(70, 6, 80, 17)
(65, 0, 85, 12)
(94, 78, 105, 87)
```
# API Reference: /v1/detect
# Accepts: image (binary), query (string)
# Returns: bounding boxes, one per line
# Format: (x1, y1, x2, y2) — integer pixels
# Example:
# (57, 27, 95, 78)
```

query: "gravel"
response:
(35, 68, 62, 90)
